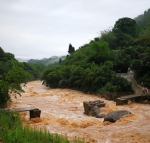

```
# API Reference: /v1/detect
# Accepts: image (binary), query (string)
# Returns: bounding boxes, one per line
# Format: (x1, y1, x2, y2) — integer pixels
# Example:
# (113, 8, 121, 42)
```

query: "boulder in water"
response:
(96, 114, 105, 118)
(83, 100, 105, 115)
(104, 110, 131, 122)
(90, 105, 100, 116)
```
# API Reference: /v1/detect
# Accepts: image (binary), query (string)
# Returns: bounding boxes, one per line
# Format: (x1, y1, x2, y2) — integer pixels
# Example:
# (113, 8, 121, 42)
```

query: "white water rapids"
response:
(10, 81, 150, 143)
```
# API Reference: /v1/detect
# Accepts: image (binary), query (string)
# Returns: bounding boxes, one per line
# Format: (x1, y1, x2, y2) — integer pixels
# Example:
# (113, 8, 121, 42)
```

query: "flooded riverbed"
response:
(10, 81, 150, 143)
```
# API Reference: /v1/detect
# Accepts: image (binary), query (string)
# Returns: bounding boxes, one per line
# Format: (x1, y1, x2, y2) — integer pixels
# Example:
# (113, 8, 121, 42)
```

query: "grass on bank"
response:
(0, 110, 84, 143)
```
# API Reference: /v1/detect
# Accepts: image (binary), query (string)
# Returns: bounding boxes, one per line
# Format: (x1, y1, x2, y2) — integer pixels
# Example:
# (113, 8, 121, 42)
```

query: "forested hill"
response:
(41, 8, 150, 100)
(28, 56, 66, 66)
(135, 8, 150, 27)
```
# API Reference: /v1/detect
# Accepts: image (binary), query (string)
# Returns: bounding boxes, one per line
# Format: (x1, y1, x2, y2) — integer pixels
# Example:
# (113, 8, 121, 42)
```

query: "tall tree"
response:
(113, 17, 137, 37)
(68, 44, 75, 55)
(113, 17, 138, 47)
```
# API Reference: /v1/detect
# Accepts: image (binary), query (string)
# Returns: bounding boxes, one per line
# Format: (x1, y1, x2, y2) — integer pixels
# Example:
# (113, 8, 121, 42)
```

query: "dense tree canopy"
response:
(100, 29, 117, 50)
(0, 56, 29, 106)
(112, 17, 138, 47)
(41, 40, 134, 98)
(0, 47, 46, 107)
(113, 17, 137, 37)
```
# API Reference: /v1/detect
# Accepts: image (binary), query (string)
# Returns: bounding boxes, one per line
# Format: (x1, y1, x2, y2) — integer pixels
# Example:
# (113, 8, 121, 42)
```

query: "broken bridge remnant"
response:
(116, 94, 150, 105)
(10, 107, 41, 119)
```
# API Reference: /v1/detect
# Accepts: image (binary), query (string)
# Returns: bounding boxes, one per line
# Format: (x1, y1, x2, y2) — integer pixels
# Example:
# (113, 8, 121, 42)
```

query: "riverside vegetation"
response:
(0, 110, 84, 143)
(0, 8, 150, 142)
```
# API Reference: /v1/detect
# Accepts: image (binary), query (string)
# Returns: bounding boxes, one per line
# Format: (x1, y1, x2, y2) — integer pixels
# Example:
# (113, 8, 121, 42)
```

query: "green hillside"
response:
(41, 8, 150, 100)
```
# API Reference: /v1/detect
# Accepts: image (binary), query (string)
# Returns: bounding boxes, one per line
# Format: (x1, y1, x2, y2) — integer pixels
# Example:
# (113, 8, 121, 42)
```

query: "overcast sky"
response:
(0, 0, 150, 59)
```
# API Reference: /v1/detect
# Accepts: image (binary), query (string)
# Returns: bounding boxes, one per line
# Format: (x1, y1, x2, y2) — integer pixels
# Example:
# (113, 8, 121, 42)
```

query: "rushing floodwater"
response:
(10, 81, 150, 143)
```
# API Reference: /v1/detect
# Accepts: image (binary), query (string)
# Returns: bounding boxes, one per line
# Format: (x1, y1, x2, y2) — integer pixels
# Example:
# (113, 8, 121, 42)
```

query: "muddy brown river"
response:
(10, 81, 150, 143)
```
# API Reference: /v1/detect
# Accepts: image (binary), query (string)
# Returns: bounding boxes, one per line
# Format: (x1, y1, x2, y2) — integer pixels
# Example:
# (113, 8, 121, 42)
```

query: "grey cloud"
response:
(0, 0, 150, 59)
